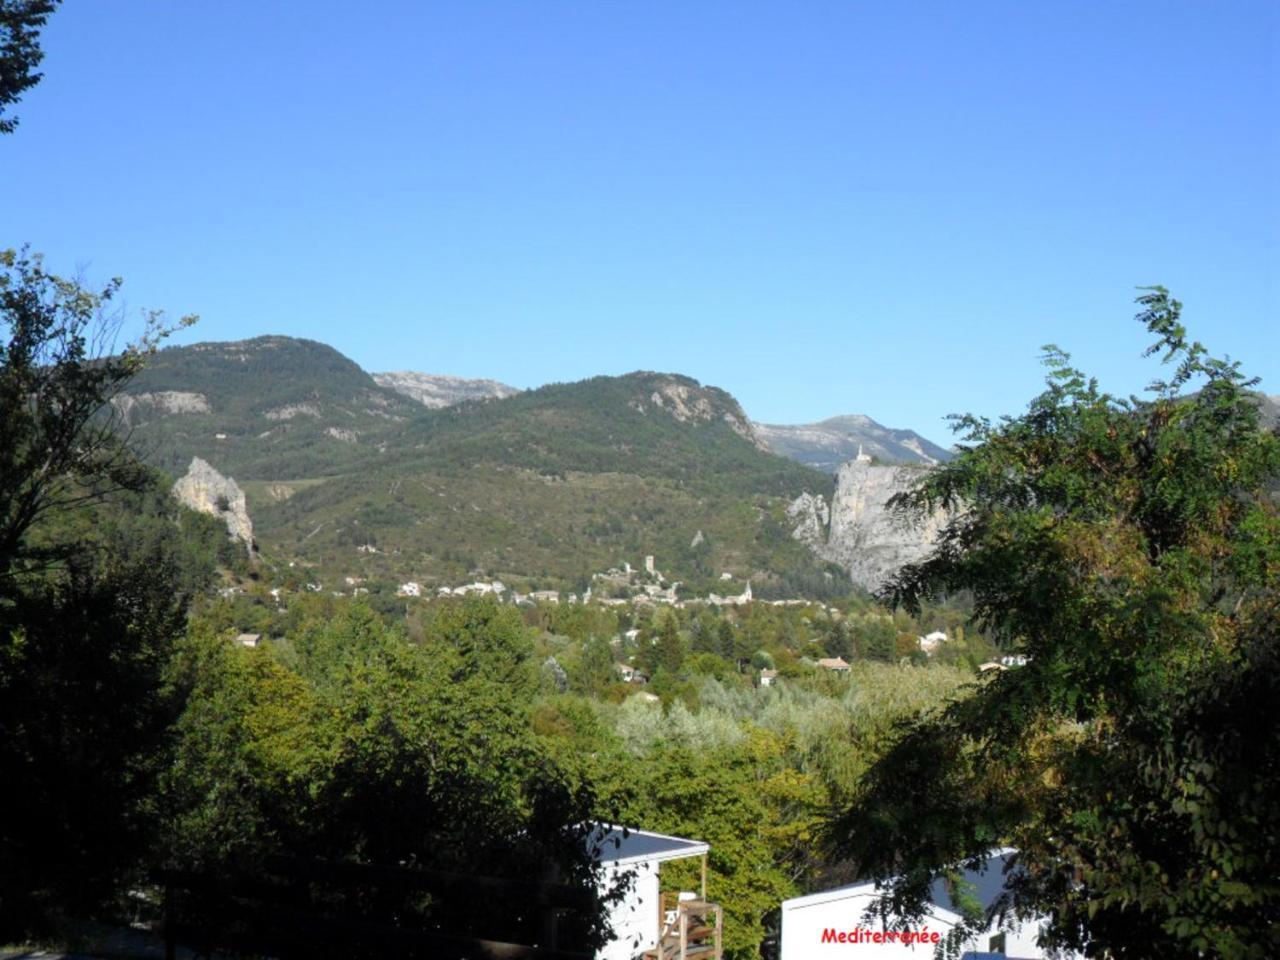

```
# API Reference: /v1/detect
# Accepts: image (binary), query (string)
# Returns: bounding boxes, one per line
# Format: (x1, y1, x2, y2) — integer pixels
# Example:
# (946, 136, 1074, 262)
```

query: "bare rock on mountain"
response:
(648, 378, 770, 451)
(172, 457, 255, 554)
(1262, 394, 1280, 429)
(787, 492, 830, 546)
(111, 391, 211, 425)
(791, 458, 949, 592)
(373, 371, 520, 409)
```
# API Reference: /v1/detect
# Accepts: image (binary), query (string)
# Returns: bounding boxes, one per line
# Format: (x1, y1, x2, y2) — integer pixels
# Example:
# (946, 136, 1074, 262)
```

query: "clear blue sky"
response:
(4, 1, 1276, 443)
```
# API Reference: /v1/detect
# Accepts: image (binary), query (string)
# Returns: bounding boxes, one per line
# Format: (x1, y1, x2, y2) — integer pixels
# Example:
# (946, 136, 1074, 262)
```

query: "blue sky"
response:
(4, 1, 1276, 442)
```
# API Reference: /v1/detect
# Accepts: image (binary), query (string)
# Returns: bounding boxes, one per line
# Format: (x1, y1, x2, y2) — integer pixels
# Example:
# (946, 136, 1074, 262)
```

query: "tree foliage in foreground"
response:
(0, 250, 202, 938)
(0, 0, 58, 134)
(0, 247, 194, 580)
(165, 598, 619, 955)
(833, 289, 1280, 959)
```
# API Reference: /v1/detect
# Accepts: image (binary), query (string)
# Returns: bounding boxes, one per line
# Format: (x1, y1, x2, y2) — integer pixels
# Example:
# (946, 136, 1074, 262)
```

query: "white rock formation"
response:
(172, 457, 255, 553)
(786, 492, 830, 544)
(790, 459, 950, 592)
(648, 379, 770, 450)
(264, 401, 322, 420)
(111, 391, 210, 424)
(373, 371, 520, 408)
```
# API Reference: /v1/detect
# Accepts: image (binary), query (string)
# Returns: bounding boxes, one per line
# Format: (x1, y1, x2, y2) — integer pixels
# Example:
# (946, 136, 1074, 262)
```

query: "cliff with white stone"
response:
(790, 456, 949, 592)
(172, 457, 255, 554)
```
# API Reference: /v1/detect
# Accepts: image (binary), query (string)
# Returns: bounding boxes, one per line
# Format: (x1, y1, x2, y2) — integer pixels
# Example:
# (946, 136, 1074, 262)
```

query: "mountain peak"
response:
(618, 372, 766, 449)
(753, 415, 952, 471)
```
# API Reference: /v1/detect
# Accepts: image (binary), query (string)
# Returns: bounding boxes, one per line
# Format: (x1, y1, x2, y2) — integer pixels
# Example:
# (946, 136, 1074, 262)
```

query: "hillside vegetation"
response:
(120, 339, 839, 593)
(119, 336, 419, 478)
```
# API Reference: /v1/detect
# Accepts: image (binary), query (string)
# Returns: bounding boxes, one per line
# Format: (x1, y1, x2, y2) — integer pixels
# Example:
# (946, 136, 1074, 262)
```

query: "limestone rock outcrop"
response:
(790, 458, 950, 592)
(111, 390, 211, 425)
(786, 492, 830, 545)
(172, 457, 255, 553)
(373, 371, 520, 409)
(647, 378, 770, 451)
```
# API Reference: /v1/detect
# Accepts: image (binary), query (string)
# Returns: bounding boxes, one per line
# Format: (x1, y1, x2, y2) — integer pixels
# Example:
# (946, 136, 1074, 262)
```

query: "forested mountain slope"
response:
(118, 336, 420, 478)
(121, 340, 839, 594)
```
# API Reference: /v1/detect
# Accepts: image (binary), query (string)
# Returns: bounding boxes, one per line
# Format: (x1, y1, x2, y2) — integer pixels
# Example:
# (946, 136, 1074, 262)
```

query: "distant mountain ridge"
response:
(117, 335, 421, 479)
(373, 371, 520, 408)
(250, 368, 839, 594)
(117, 337, 842, 594)
(753, 414, 953, 471)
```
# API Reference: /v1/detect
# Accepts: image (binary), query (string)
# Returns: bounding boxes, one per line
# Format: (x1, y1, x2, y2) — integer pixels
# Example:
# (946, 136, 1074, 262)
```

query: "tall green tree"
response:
(165, 602, 618, 954)
(575, 634, 617, 696)
(0, 248, 193, 579)
(832, 290, 1280, 958)
(655, 612, 685, 675)
(0, 0, 59, 134)
(0, 253, 199, 938)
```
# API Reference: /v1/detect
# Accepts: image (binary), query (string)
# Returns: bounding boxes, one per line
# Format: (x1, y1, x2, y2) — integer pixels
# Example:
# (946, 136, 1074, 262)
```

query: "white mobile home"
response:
(590, 825, 722, 960)
(780, 851, 1068, 959)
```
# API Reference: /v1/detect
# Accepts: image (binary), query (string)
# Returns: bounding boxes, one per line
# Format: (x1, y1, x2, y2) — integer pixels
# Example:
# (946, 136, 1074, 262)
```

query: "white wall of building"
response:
(599, 861, 660, 960)
(781, 882, 1055, 959)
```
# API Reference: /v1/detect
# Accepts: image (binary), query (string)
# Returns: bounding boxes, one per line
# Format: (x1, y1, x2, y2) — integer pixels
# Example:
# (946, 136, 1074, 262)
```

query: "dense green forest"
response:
(182, 590, 983, 958)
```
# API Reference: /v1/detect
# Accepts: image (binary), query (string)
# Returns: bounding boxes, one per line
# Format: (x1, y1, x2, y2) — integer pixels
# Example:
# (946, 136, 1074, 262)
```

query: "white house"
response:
(397, 581, 422, 598)
(918, 630, 948, 654)
(588, 825, 721, 960)
(707, 581, 753, 606)
(779, 850, 1073, 959)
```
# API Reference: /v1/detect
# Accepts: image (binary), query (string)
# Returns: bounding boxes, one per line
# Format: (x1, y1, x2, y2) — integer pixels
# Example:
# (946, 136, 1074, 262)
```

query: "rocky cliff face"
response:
(111, 390, 211, 425)
(172, 457, 255, 553)
(790, 458, 948, 591)
(1262, 394, 1280, 429)
(373, 371, 520, 408)
(637, 377, 770, 451)
(786, 492, 830, 545)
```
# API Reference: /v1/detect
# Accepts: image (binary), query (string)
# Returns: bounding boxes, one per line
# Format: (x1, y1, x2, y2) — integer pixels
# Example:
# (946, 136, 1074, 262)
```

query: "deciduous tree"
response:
(0, 248, 193, 580)
(0, 0, 59, 135)
(832, 290, 1280, 958)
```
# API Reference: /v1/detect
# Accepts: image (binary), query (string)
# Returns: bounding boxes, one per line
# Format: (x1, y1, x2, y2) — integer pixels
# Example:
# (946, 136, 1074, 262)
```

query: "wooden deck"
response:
(641, 894, 722, 960)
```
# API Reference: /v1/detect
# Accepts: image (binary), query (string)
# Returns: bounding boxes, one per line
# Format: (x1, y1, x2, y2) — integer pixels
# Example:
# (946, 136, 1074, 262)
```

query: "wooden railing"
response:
(644, 893, 722, 960)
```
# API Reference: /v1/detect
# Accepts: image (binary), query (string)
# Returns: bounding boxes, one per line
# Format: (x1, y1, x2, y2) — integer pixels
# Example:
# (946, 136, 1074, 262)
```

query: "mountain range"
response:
(119, 337, 1278, 597)
(120, 336, 873, 595)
